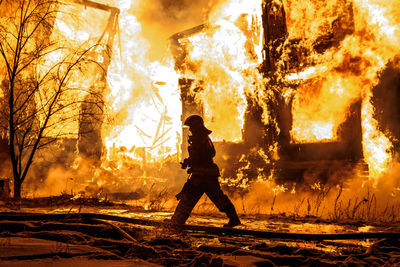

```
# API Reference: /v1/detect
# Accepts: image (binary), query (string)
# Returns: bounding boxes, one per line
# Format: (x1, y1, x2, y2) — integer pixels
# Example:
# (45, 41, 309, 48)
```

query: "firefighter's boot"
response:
(169, 197, 195, 231)
(223, 203, 241, 228)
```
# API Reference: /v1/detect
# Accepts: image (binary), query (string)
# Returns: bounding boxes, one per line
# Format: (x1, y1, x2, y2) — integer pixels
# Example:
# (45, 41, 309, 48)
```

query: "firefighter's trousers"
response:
(171, 175, 236, 225)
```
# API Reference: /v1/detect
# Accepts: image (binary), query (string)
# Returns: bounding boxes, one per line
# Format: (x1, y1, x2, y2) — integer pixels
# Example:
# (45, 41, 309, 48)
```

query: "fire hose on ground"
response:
(1, 212, 399, 241)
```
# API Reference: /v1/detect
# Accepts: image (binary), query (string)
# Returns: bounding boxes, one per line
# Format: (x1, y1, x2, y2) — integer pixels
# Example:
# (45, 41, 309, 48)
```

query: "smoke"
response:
(32, 167, 74, 197)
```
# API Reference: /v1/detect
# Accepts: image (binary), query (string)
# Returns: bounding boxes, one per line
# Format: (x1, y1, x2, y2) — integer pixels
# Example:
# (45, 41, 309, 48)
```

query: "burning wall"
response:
(172, 0, 399, 191)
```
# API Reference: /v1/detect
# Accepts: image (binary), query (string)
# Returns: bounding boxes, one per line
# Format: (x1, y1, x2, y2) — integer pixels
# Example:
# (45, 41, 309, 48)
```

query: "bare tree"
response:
(0, 0, 104, 198)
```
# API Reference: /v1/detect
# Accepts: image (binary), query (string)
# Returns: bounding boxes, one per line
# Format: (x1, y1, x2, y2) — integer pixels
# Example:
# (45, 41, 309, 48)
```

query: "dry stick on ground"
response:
(334, 184, 343, 220)
(292, 197, 305, 218)
(239, 192, 246, 215)
(381, 201, 390, 223)
(345, 199, 353, 219)
(148, 187, 170, 210)
(366, 190, 376, 221)
(372, 193, 377, 220)
(91, 218, 137, 242)
(270, 193, 277, 214)
(352, 197, 368, 219)
(313, 185, 331, 217)
(390, 205, 397, 222)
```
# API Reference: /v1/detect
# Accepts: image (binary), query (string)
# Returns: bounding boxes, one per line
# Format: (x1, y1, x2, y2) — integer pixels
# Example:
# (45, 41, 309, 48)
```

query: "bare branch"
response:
(20, 46, 98, 183)
(20, 2, 56, 51)
(0, 41, 13, 79)
(13, 81, 38, 114)
(1, 0, 116, 197)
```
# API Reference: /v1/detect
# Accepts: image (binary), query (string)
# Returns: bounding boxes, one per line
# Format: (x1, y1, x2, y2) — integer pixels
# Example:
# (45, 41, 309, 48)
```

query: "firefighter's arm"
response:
(206, 137, 216, 158)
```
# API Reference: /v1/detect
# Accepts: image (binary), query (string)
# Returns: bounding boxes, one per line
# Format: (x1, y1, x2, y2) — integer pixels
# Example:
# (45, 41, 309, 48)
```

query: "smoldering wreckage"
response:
(1, 0, 400, 266)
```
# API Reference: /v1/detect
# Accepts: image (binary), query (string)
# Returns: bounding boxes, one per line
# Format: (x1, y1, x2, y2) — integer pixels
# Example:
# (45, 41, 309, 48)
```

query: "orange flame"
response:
(183, 0, 263, 142)
(281, 0, 399, 180)
(37, 0, 399, 183)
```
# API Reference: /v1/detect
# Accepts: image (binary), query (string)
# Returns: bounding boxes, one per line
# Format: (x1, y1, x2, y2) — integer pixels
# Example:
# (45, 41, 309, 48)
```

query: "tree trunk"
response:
(13, 178, 21, 199)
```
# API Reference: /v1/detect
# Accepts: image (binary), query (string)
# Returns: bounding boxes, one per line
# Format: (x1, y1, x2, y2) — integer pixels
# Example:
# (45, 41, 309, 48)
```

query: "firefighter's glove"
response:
(180, 158, 190, 169)
(175, 191, 183, 200)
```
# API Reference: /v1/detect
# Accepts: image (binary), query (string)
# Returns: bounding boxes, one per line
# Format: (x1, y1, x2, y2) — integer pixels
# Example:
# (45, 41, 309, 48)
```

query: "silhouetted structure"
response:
(170, 0, 368, 189)
(77, 2, 120, 165)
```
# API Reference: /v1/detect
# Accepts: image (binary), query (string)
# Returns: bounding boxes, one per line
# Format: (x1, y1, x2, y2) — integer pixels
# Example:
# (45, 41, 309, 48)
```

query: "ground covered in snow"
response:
(1, 197, 400, 266)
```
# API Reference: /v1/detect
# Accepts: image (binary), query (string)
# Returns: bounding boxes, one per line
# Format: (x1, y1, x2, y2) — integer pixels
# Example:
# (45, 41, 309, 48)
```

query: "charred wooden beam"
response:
(169, 23, 209, 72)
(68, 0, 120, 14)
(169, 23, 208, 41)
(71, 1, 119, 163)
(261, 0, 288, 74)
(179, 78, 204, 159)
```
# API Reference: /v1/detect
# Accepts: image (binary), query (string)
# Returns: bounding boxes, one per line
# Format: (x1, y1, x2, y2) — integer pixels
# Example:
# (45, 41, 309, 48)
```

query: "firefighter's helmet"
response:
(184, 115, 211, 135)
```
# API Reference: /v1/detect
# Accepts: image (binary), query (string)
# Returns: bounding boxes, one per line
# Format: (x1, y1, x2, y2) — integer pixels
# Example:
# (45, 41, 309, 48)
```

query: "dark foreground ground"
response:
(1, 197, 400, 266)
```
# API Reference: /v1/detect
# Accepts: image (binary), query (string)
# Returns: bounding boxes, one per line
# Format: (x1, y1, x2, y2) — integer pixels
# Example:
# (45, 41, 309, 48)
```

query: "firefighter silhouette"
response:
(169, 115, 241, 229)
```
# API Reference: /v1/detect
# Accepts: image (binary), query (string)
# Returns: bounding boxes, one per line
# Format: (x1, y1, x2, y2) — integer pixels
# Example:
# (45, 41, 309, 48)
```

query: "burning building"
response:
(1, 0, 399, 199)
(170, 0, 372, 189)
(3, 2, 400, 265)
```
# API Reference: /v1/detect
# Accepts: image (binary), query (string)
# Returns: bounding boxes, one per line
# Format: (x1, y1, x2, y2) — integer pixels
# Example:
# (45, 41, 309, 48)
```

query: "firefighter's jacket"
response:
(186, 133, 220, 177)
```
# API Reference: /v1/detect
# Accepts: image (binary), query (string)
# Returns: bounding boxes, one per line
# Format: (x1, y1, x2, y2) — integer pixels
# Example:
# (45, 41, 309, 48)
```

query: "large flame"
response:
(101, 0, 265, 155)
(102, 0, 397, 180)
(181, 0, 263, 142)
(103, 1, 181, 161)
(43, 0, 182, 161)
(34, 0, 399, 183)
(280, 0, 398, 179)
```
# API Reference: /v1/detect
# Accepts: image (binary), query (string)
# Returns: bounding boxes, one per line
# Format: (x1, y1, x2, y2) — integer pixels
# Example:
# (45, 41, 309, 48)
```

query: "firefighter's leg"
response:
(171, 182, 203, 227)
(205, 179, 241, 227)
(222, 201, 241, 227)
